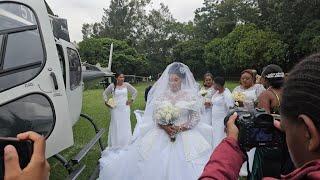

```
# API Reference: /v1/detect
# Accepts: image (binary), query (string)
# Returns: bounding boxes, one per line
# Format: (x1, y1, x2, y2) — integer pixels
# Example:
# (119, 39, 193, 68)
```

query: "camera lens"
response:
(242, 113, 251, 119)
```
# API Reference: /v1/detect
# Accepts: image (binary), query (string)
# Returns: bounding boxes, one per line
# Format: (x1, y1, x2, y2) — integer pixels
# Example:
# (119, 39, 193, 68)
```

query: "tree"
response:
(137, 3, 181, 75)
(81, 23, 92, 40)
(173, 40, 207, 78)
(194, 0, 259, 42)
(298, 20, 320, 55)
(78, 38, 148, 75)
(100, 0, 150, 45)
(256, 0, 320, 64)
(205, 24, 288, 74)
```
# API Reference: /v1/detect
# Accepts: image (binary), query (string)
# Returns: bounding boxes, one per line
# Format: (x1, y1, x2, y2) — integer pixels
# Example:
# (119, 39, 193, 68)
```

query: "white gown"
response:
(211, 88, 234, 150)
(199, 86, 216, 125)
(103, 83, 137, 149)
(232, 84, 265, 176)
(98, 90, 214, 180)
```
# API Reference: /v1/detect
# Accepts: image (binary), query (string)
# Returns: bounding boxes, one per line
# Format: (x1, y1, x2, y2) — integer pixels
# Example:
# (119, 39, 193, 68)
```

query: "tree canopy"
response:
(78, 38, 148, 75)
(79, 0, 320, 78)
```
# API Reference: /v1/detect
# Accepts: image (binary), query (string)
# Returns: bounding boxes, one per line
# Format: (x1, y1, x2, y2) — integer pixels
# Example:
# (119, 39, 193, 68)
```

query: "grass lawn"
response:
(48, 81, 238, 179)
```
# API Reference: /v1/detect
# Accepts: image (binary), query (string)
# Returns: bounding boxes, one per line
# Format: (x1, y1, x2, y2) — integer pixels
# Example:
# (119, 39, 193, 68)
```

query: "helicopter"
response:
(0, 0, 113, 178)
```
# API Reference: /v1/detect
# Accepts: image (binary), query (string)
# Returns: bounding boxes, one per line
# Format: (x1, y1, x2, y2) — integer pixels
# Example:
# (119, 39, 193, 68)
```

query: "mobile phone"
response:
(0, 137, 33, 180)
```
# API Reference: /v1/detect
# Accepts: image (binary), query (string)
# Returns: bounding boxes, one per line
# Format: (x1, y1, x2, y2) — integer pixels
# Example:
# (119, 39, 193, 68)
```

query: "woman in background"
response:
(233, 69, 265, 110)
(232, 69, 265, 176)
(251, 65, 294, 179)
(211, 77, 234, 149)
(103, 72, 137, 150)
(200, 73, 216, 125)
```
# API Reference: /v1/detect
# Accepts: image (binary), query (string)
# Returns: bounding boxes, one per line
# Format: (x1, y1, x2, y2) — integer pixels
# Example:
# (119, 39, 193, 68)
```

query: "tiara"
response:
(179, 66, 187, 74)
(266, 72, 285, 79)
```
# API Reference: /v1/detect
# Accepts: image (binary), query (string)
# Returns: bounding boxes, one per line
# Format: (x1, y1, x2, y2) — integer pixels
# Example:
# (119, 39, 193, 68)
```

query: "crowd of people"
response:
(5, 53, 320, 180)
(97, 54, 320, 180)
(200, 53, 320, 180)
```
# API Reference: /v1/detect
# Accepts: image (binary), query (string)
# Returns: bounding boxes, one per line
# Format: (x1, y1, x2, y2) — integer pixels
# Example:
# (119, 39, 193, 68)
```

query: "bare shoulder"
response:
(259, 90, 272, 99)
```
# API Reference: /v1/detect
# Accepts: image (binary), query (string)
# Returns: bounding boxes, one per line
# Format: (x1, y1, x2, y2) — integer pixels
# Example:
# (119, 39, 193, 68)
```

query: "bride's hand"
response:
(204, 102, 212, 108)
(126, 100, 133, 106)
(161, 125, 176, 136)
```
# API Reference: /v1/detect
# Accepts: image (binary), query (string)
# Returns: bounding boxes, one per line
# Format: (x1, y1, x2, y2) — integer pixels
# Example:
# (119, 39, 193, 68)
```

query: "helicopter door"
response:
(58, 40, 83, 125)
(0, 0, 73, 158)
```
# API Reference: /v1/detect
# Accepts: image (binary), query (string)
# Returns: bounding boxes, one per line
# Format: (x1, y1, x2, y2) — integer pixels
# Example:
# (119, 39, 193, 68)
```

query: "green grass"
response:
(48, 81, 238, 179)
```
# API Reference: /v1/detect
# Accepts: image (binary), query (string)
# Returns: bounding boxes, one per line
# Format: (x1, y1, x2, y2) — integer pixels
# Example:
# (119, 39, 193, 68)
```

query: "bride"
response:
(99, 62, 213, 180)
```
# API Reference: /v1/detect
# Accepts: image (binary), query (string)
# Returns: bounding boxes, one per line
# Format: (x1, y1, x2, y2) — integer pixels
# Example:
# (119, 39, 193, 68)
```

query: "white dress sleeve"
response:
(181, 94, 201, 129)
(125, 83, 138, 101)
(255, 84, 266, 97)
(223, 88, 235, 108)
(102, 83, 114, 101)
(181, 110, 201, 129)
(232, 85, 241, 94)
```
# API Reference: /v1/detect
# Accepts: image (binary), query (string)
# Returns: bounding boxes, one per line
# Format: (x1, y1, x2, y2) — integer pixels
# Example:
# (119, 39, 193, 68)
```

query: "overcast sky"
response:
(46, 0, 204, 42)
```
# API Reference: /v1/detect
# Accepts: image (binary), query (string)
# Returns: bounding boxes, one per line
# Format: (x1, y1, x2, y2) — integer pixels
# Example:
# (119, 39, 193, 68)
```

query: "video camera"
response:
(224, 108, 284, 151)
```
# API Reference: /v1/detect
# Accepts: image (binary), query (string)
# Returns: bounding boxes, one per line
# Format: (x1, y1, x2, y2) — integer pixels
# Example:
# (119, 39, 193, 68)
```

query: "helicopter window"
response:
(4, 29, 43, 69)
(0, 3, 44, 92)
(56, 44, 66, 88)
(0, 35, 3, 65)
(0, 94, 55, 138)
(67, 48, 81, 91)
(0, 3, 37, 31)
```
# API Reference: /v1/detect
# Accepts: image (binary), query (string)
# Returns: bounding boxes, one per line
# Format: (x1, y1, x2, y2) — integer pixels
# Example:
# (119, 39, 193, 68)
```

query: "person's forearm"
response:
(199, 137, 246, 180)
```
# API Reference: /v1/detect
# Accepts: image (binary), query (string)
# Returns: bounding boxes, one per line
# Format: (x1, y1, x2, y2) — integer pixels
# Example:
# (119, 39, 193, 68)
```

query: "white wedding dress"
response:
(103, 83, 137, 149)
(211, 88, 234, 150)
(200, 86, 216, 125)
(98, 62, 213, 180)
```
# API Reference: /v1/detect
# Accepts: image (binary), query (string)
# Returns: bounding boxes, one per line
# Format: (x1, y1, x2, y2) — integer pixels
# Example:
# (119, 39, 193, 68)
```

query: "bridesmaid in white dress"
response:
(233, 69, 265, 110)
(103, 73, 137, 149)
(211, 77, 234, 150)
(232, 69, 265, 176)
(199, 73, 216, 125)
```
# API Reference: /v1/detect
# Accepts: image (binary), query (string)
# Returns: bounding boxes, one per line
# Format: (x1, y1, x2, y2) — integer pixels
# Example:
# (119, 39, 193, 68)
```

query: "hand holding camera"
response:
(2, 131, 50, 180)
(224, 108, 284, 152)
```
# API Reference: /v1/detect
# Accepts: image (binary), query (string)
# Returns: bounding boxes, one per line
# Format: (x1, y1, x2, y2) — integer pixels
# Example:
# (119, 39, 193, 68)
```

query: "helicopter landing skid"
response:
(53, 113, 105, 179)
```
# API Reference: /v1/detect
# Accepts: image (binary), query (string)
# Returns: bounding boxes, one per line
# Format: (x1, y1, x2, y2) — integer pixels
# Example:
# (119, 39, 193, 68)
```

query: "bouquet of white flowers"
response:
(232, 92, 246, 107)
(106, 98, 116, 108)
(199, 88, 208, 97)
(155, 102, 180, 142)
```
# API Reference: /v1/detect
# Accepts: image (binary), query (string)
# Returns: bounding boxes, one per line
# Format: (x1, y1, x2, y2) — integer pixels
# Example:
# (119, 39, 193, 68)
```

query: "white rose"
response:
(154, 113, 161, 121)
(174, 111, 179, 118)
(165, 114, 172, 121)
(160, 111, 167, 118)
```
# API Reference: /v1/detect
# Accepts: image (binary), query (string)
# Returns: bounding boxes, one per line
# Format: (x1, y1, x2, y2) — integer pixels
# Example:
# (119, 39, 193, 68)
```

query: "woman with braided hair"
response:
(199, 53, 320, 179)
(251, 65, 294, 179)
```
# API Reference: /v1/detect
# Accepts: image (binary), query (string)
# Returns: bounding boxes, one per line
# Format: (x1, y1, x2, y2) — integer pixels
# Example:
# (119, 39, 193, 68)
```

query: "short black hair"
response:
(261, 64, 284, 89)
(214, 76, 225, 87)
(281, 53, 320, 130)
